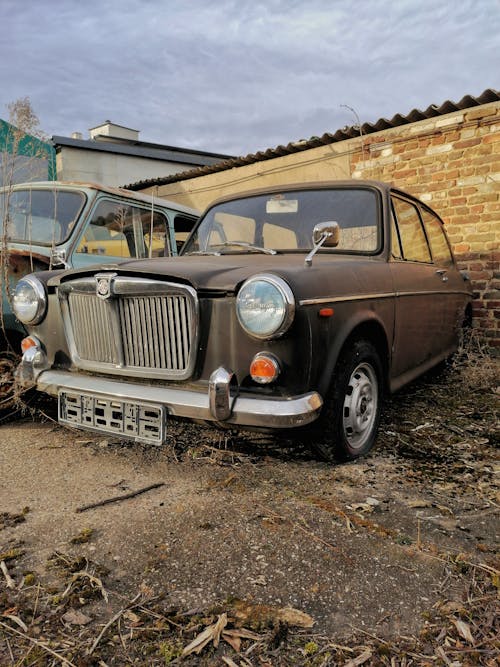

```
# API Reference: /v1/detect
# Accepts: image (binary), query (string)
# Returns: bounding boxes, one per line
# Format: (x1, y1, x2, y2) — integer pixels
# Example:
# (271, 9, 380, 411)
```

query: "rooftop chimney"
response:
(89, 121, 139, 142)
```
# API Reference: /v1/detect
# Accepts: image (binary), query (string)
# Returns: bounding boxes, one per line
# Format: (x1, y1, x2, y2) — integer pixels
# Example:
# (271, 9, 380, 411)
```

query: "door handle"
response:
(436, 269, 448, 282)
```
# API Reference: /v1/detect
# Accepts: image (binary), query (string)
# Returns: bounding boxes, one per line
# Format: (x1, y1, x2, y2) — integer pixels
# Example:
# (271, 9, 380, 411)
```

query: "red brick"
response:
(456, 138, 483, 150)
(483, 134, 500, 144)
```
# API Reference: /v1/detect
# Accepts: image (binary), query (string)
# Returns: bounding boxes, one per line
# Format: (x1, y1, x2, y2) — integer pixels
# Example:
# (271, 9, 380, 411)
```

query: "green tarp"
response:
(0, 119, 56, 184)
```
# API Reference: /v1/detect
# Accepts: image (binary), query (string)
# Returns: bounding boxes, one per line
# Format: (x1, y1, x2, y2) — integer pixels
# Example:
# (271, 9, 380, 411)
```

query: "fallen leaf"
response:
(345, 648, 372, 666)
(439, 601, 465, 614)
(123, 610, 142, 626)
(277, 607, 314, 628)
(452, 619, 475, 644)
(62, 609, 92, 626)
(3, 614, 28, 632)
(182, 613, 228, 656)
(407, 499, 430, 508)
(222, 631, 241, 652)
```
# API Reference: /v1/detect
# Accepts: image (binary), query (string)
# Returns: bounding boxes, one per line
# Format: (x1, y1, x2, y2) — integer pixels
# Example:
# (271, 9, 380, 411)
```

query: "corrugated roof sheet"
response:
(126, 88, 500, 191)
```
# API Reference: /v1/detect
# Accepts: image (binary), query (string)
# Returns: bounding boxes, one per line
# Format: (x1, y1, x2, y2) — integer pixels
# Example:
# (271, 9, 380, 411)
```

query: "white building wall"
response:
(56, 148, 186, 187)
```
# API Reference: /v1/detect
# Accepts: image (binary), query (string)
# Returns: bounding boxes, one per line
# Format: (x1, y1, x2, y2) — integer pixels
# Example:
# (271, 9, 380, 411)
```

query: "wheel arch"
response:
(318, 315, 390, 397)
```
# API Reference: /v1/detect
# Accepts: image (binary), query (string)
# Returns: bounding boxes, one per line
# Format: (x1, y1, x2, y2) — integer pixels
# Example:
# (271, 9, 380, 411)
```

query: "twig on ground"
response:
(76, 482, 165, 513)
(261, 506, 343, 554)
(0, 619, 77, 666)
(1, 559, 15, 588)
(87, 592, 142, 655)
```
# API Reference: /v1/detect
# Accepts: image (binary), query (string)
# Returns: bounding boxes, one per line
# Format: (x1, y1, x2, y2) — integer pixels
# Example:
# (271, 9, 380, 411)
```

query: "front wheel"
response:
(313, 340, 383, 462)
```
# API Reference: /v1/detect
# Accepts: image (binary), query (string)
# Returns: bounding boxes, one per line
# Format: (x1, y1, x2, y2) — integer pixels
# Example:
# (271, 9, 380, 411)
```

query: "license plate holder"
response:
(58, 390, 165, 445)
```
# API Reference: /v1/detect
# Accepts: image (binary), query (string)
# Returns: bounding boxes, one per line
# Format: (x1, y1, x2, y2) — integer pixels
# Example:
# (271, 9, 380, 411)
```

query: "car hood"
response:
(52, 253, 386, 301)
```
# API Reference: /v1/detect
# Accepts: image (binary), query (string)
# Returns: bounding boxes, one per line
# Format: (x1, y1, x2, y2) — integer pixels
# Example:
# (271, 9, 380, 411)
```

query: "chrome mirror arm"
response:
(305, 232, 329, 266)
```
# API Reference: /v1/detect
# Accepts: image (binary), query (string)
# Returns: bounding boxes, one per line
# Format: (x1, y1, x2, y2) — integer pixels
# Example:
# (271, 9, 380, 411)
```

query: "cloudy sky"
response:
(1, 0, 498, 157)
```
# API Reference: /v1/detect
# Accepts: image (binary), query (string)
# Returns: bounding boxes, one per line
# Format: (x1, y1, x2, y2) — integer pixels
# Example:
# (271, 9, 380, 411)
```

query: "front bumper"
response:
(20, 363, 323, 431)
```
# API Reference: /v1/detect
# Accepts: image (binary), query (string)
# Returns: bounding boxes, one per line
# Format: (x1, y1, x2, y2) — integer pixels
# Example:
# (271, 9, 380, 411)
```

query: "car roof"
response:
(0, 181, 200, 216)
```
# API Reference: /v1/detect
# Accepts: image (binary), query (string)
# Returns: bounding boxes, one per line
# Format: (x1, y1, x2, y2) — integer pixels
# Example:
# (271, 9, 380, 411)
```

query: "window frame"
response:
(390, 195, 433, 264)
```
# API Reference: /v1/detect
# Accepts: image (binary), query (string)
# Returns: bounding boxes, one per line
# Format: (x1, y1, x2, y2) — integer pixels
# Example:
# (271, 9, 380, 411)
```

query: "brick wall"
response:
(350, 102, 500, 349)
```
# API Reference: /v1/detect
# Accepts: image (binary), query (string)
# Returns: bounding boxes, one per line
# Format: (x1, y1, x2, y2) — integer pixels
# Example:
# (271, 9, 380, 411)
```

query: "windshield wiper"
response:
(210, 241, 277, 255)
(189, 250, 222, 256)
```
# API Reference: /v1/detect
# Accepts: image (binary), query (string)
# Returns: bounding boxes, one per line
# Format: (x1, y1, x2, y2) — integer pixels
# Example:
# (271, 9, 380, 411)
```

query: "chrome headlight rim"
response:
(13, 276, 47, 325)
(236, 273, 295, 340)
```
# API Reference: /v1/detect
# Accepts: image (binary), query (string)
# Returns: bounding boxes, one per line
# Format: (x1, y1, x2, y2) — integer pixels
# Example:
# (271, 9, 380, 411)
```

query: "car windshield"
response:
(0, 188, 85, 246)
(182, 187, 380, 255)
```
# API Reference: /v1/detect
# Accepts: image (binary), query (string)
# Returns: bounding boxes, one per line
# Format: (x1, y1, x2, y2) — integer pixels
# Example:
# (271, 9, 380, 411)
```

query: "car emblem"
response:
(95, 273, 117, 299)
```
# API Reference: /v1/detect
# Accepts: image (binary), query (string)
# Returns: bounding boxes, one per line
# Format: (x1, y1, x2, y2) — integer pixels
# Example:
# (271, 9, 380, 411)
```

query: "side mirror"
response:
(305, 222, 341, 266)
(312, 222, 340, 247)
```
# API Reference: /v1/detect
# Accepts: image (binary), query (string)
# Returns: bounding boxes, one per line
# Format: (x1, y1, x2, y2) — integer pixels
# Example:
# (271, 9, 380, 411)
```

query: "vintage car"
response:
(14, 180, 472, 460)
(0, 181, 199, 351)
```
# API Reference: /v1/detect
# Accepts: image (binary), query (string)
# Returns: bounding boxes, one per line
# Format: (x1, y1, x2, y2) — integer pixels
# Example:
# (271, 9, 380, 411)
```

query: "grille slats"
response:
(67, 286, 195, 378)
(70, 294, 117, 363)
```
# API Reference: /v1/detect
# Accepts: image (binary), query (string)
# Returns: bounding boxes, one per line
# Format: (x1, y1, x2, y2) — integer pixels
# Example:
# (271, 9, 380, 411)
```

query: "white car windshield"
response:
(0, 188, 85, 245)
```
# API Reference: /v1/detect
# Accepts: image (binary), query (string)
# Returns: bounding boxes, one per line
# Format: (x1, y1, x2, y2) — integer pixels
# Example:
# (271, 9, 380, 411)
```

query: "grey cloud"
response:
(1, 0, 498, 156)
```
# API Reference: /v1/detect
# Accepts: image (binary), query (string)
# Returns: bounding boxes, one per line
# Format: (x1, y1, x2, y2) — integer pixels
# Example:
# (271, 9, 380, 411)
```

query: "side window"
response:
(391, 197, 431, 263)
(76, 200, 169, 259)
(420, 209, 453, 266)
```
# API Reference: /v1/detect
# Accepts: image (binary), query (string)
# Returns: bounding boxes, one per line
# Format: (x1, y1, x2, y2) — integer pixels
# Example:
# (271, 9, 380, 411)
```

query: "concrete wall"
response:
(141, 101, 500, 349)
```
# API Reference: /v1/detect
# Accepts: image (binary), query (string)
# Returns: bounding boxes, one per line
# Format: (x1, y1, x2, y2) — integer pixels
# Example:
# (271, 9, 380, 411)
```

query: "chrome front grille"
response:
(119, 295, 192, 370)
(60, 275, 198, 380)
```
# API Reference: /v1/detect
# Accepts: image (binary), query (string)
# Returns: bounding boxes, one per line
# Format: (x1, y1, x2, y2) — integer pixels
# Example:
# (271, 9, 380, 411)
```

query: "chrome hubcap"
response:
(342, 362, 378, 450)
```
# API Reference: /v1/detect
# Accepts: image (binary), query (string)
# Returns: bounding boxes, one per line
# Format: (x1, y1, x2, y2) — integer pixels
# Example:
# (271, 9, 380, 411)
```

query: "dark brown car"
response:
(15, 180, 472, 460)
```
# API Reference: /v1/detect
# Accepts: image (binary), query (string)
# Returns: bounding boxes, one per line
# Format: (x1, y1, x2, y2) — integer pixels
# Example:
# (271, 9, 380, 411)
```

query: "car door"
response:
(419, 205, 468, 351)
(389, 194, 453, 380)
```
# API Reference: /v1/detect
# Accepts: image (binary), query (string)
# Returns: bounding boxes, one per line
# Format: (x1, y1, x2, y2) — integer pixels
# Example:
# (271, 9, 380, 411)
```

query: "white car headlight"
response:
(12, 276, 47, 325)
(236, 274, 295, 339)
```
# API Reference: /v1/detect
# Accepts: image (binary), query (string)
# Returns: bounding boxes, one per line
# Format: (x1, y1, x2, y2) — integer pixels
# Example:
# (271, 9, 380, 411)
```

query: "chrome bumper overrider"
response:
(20, 359, 323, 431)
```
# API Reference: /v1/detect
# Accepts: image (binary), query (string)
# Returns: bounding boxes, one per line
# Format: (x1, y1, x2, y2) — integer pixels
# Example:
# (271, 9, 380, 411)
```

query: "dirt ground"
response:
(0, 350, 498, 665)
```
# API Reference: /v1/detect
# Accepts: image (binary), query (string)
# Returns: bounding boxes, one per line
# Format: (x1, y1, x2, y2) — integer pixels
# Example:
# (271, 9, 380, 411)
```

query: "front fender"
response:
(311, 300, 394, 397)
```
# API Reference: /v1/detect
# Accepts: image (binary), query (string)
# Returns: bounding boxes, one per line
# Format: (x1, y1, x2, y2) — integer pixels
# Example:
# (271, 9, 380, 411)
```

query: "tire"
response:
(313, 339, 383, 462)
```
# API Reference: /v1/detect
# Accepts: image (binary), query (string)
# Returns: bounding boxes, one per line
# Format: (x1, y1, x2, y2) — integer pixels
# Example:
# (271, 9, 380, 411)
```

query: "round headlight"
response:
(236, 274, 295, 339)
(12, 276, 47, 325)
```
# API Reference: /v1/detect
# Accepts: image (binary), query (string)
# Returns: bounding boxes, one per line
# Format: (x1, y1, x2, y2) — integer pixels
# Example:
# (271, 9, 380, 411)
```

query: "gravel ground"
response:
(0, 351, 498, 665)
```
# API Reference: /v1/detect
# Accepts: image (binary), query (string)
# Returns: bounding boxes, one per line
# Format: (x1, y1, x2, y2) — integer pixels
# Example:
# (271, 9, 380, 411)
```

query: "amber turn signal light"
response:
(250, 353, 281, 384)
(21, 336, 39, 353)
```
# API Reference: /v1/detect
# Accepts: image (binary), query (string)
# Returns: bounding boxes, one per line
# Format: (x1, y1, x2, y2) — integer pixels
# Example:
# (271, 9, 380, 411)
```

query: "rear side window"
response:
(391, 197, 431, 263)
(420, 209, 453, 266)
